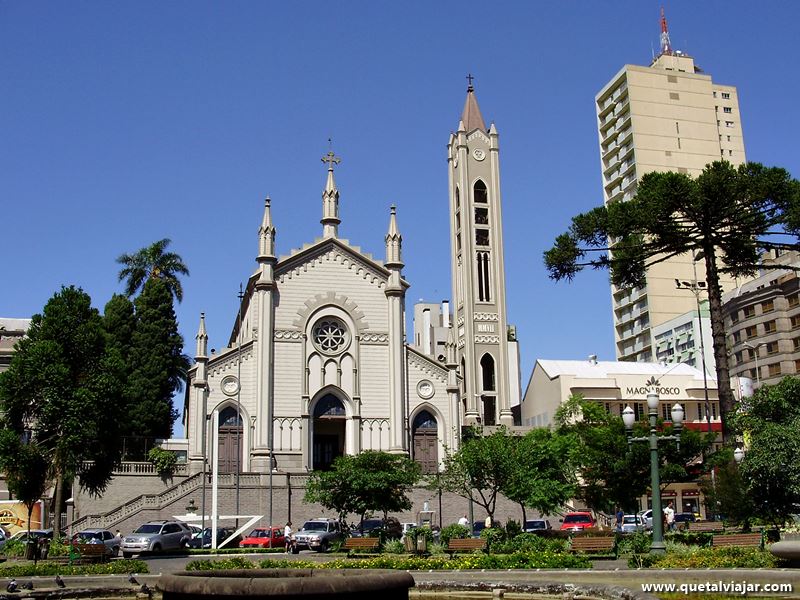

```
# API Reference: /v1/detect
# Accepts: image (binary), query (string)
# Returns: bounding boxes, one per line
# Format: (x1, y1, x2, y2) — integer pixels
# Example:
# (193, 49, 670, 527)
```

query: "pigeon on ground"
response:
(22, 581, 33, 590)
(55, 574, 66, 588)
(6, 578, 18, 593)
(140, 583, 153, 598)
(128, 574, 139, 585)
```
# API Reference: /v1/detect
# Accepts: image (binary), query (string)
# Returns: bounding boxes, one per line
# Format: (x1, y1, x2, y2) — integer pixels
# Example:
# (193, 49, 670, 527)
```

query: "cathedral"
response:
(185, 83, 519, 478)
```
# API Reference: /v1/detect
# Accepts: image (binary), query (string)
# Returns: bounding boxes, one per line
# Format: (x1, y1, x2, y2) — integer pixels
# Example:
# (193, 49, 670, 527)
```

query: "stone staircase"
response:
(71, 472, 204, 531)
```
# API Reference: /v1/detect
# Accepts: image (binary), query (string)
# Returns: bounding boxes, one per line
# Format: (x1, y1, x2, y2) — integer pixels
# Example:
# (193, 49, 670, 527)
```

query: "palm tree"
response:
(116, 238, 190, 302)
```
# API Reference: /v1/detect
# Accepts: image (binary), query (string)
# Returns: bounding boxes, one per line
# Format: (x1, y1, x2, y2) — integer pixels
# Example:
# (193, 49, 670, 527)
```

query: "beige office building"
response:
(596, 26, 746, 362)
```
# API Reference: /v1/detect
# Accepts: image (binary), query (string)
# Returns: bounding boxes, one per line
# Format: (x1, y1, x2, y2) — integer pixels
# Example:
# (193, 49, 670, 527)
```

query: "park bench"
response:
(712, 533, 763, 549)
(689, 521, 725, 533)
(342, 537, 380, 557)
(70, 543, 109, 563)
(446, 538, 486, 557)
(570, 535, 617, 558)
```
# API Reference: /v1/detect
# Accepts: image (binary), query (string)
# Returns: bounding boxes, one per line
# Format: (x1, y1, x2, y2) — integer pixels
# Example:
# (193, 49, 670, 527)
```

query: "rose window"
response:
(312, 318, 348, 353)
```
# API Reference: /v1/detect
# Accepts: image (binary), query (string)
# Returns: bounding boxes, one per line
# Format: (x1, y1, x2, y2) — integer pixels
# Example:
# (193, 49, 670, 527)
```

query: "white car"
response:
(73, 529, 121, 557)
(620, 514, 645, 534)
(638, 509, 654, 530)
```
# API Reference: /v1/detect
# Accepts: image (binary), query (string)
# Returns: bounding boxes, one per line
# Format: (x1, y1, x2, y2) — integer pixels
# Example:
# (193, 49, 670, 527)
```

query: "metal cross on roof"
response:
(321, 139, 341, 170)
(466, 73, 475, 89)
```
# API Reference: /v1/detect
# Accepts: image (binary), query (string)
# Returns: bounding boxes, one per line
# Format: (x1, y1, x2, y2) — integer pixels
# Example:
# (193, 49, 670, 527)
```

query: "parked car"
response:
(524, 519, 552, 533)
(72, 529, 121, 556)
(350, 519, 383, 538)
(187, 527, 243, 549)
(350, 517, 403, 540)
(121, 520, 192, 557)
(619, 514, 645, 534)
(673, 512, 696, 529)
(638, 509, 653, 530)
(8, 529, 54, 543)
(400, 522, 417, 540)
(559, 512, 596, 532)
(239, 527, 284, 549)
(293, 518, 344, 552)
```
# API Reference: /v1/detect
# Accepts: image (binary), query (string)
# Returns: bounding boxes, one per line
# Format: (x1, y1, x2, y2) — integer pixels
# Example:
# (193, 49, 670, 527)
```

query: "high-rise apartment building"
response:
(595, 13, 746, 362)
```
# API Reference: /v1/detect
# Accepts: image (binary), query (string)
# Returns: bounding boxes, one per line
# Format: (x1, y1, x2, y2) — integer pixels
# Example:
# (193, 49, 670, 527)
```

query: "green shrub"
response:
(628, 546, 778, 569)
(0, 559, 148, 577)
(1, 539, 25, 557)
(479, 525, 506, 551)
(615, 531, 651, 555)
(148, 447, 178, 477)
(186, 556, 257, 571)
(428, 542, 446, 556)
(382, 539, 405, 554)
(665, 531, 712, 547)
(494, 532, 569, 555)
(406, 526, 435, 544)
(439, 524, 470, 546)
(505, 519, 521, 538)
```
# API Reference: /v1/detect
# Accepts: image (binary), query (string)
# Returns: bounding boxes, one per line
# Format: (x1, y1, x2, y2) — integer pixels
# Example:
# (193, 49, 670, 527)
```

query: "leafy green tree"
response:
(304, 451, 420, 528)
(125, 278, 186, 441)
(0, 431, 49, 538)
(503, 428, 578, 524)
(103, 294, 136, 362)
(0, 286, 126, 537)
(544, 161, 800, 441)
(117, 238, 189, 302)
(698, 448, 756, 528)
(556, 394, 713, 514)
(732, 377, 800, 526)
(438, 427, 515, 522)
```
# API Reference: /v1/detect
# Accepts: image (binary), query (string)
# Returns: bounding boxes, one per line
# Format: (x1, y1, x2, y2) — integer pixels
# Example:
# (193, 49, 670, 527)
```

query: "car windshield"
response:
(623, 516, 638, 524)
(133, 524, 162, 534)
(526, 521, 545, 529)
(301, 521, 328, 531)
(248, 530, 268, 538)
(563, 514, 591, 524)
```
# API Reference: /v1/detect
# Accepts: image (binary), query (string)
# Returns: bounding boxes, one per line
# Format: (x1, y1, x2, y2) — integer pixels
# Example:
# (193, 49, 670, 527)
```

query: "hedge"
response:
(0, 559, 149, 577)
(629, 547, 778, 569)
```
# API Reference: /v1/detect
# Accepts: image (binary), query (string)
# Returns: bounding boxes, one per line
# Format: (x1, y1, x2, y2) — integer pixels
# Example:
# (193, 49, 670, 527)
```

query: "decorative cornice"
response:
(360, 333, 388, 344)
(407, 346, 448, 381)
(474, 312, 498, 322)
(274, 330, 303, 341)
(475, 335, 500, 344)
(208, 349, 253, 378)
(467, 131, 490, 144)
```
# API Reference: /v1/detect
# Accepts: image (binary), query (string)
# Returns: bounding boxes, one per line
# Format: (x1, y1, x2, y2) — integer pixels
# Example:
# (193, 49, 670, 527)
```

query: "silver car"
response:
(620, 514, 645, 534)
(121, 520, 191, 557)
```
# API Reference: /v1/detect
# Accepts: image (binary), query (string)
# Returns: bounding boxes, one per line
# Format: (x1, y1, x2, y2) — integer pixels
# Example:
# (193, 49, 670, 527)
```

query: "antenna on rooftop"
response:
(659, 6, 673, 56)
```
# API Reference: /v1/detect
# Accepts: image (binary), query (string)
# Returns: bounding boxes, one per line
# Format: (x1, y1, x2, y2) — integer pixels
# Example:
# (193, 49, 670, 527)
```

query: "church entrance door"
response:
(412, 410, 438, 474)
(217, 406, 243, 473)
(312, 394, 346, 471)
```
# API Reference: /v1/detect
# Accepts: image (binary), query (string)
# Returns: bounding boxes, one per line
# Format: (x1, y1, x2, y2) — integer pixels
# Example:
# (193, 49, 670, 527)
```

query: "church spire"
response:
(321, 142, 341, 238)
(195, 312, 208, 359)
(258, 196, 276, 263)
(461, 74, 487, 133)
(384, 204, 403, 269)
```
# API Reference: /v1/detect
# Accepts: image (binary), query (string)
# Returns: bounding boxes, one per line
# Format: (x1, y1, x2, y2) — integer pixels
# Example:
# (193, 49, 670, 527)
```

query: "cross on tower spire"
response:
(466, 73, 475, 91)
(321, 139, 341, 171)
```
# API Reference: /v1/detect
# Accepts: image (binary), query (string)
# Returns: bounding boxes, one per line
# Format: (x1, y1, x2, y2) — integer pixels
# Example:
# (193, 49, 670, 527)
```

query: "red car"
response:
(559, 512, 596, 532)
(239, 526, 284, 549)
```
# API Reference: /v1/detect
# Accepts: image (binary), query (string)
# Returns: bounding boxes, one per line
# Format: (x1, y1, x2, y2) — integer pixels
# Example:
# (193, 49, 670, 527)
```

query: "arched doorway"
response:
(313, 394, 346, 471)
(217, 406, 243, 473)
(412, 410, 438, 474)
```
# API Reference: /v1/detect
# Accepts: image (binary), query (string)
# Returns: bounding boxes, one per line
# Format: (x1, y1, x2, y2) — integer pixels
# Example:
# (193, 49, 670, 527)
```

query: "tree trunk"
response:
(52, 474, 64, 541)
(520, 503, 527, 526)
(703, 248, 735, 445)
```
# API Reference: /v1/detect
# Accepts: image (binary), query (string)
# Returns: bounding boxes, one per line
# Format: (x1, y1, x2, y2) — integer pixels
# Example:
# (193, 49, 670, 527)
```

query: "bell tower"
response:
(447, 78, 514, 427)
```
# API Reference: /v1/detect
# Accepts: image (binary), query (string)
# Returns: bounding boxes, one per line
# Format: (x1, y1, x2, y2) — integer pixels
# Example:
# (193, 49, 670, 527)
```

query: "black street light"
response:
(622, 392, 684, 554)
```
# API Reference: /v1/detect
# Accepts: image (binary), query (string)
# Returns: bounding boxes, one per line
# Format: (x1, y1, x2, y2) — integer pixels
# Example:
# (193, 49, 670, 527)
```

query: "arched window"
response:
(219, 406, 243, 427)
(480, 354, 496, 392)
(474, 180, 488, 203)
(477, 251, 491, 301)
(460, 358, 466, 393)
(314, 394, 346, 418)
(413, 410, 437, 431)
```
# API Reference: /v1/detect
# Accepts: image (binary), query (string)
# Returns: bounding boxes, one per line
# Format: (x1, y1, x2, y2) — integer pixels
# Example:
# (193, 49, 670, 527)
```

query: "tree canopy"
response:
(544, 161, 800, 441)
(304, 451, 420, 525)
(732, 377, 800, 526)
(117, 238, 189, 302)
(0, 286, 127, 535)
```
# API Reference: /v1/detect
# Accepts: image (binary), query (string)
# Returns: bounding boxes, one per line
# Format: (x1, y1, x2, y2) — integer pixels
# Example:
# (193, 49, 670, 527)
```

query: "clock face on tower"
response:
(472, 148, 486, 161)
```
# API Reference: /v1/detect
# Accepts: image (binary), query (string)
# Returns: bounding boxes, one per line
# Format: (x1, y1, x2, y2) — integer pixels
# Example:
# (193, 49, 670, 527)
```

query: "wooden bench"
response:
(70, 543, 109, 563)
(689, 521, 725, 533)
(447, 538, 486, 557)
(570, 536, 617, 557)
(342, 537, 380, 557)
(712, 533, 763, 549)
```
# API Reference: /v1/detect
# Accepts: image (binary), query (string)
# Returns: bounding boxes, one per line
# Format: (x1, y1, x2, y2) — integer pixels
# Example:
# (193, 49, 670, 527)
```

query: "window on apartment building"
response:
(768, 363, 782, 377)
(730, 311, 740, 324)
(795, 359, 800, 373)
(727, 135, 731, 141)
(762, 299, 774, 313)
(729, 150, 733, 156)
(715, 106, 719, 112)
(733, 351, 743, 364)
(723, 107, 732, 113)
(670, 92, 680, 100)
(711, 403, 718, 419)
(633, 402, 645, 422)
(726, 121, 735, 127)
(765, 341, 779, 355)
(668, 75, 678, 83)
(743, 306, 755, 318)
(789, 293, 799, 308)
(698, 403, 705, 421)
(794, 337, 800, 350)
(745, 325, 758, 338)
(764, 320, 777, 334)
(722, 92, 730, 99)
(746, 347, 757, 360)
(749, 368, 758, 380)
(732, 330, 741, 343)
(713, 91, 717, 97)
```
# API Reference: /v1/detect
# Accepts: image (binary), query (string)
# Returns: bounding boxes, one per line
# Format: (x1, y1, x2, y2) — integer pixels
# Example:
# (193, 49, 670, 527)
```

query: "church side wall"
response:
(272, 340, 303, 416)
(357, 345, 390, 417)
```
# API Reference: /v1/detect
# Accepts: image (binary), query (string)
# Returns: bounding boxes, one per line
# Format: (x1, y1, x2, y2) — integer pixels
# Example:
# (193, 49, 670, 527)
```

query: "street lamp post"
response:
(742, 342, 764, 387)
(622, 393, 684, 554)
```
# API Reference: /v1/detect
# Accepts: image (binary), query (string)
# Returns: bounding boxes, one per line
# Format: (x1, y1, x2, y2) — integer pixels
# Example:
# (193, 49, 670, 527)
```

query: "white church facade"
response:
(184, 84, 520, 478)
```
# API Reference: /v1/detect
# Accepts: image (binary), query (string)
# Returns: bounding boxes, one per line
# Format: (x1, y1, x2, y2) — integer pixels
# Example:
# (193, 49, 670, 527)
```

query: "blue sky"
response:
(3, 2, 799, 435)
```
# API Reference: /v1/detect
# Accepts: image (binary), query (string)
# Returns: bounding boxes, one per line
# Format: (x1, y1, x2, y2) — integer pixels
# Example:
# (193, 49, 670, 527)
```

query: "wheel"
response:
(319, 540, 329, 553)
(112, 546, 120, 558)
(152, 543, 162, 553)
(122, 552, 132, 559)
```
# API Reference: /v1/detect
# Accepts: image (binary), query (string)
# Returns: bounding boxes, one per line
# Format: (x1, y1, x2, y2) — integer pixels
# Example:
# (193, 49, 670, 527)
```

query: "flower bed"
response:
(629, 547, 778, 569)
(0, 559, 149, 577)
